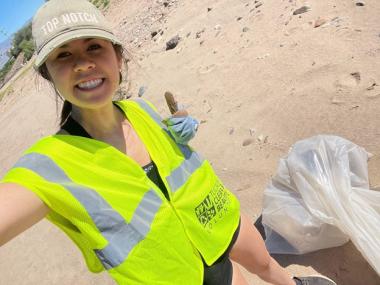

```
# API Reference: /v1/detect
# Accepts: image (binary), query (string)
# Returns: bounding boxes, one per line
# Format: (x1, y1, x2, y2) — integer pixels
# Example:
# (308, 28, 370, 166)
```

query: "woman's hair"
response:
(37, 43, 130, 127)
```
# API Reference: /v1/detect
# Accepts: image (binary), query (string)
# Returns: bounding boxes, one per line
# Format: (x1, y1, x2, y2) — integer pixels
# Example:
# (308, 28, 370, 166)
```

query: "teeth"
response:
(77, 79, 103, 89)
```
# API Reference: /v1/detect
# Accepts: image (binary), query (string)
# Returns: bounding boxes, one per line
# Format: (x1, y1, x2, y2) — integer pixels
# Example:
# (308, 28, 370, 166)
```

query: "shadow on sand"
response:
(254, 215, 380, 285)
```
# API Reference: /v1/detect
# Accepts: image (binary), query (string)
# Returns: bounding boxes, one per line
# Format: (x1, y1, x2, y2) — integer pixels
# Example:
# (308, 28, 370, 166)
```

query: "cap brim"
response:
(34, 28, 122, 68)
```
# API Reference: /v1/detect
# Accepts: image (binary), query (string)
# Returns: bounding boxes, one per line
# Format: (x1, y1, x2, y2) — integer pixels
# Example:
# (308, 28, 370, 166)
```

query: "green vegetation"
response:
(0, 58, 15, 83)
(0, 22, 34, 84)
(89, 0, 110, 9)
(9, 22, 34, 61)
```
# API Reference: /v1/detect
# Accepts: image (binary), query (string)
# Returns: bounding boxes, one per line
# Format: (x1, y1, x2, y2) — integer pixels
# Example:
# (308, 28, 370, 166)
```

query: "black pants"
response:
(203, 220, 241, 285)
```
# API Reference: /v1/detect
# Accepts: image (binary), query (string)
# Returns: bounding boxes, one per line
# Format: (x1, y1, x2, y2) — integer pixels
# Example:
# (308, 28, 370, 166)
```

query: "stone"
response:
(350, 72, 361, 84)
(314, 18, 327, 28)
(242, 138, 254, 146)
(293, 6, 311, 15)
(237, 16, 243, 21)
(138, 86, 147, 97)
(355, 1, 365, 6)
(166, 35, 181, 50)
(242, 27, 250, 32)
(196, 28, 205, 38)
(207, 7, 212, 12)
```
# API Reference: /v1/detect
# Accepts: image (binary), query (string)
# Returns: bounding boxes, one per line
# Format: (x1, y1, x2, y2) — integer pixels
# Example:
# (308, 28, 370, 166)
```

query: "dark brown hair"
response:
(37, 44, 129, 127)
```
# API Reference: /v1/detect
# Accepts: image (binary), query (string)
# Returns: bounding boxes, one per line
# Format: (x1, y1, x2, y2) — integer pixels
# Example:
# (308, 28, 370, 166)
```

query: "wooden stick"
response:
(164, 91, 178, 114)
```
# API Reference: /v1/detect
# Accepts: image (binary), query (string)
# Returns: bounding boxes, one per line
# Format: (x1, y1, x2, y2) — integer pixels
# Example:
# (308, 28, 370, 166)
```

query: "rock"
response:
(331, 97, 344, 105)
(242, 138, 254, 146)
(257, 134, 268, 143)
(196, 28, 205, 38)
(163, 1, 169, 7)
(229, 128, 234, 135)
(366, 82, 377, 90)
(242, 27, 250, 32)
(214, 24, 222, 31)
(355, 1, 365, 6)
(249, 128, 256, 136)
(186, 31, 191, 37)
(350, 72, 361, 84)
(138, 86, 147, 97)
(166, 35, 181, 50)
(293, 6, 311, 15)
(151, 31, 158, 38)
(255, 2, 263, 8)
(207, 7, 212, 12)
(237, 16, 243, 21)
(367, 93, 380, 99)
(314, 18, 327, 28)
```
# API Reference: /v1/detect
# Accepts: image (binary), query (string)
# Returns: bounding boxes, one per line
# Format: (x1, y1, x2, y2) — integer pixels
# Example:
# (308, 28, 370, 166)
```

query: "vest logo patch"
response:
(195, 181, 230, 230)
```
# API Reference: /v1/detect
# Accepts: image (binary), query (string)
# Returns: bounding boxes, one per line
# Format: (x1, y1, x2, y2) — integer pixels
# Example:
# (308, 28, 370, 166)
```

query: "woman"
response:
(0, 0, 337, 284)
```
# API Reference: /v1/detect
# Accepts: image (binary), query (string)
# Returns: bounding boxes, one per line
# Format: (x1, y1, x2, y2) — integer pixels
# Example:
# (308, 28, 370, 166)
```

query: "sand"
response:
(0, 0, 379, 284)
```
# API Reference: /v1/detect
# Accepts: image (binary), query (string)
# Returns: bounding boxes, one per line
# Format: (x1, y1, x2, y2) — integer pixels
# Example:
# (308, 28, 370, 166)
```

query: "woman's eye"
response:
(88, 44, 101, 51)
(57, 52, 71, 59)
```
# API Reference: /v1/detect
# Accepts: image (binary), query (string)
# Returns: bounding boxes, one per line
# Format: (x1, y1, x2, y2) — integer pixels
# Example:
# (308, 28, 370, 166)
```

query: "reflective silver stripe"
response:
(14, 152, 162, 270)
(134, 98, 168, 130)
(166, 151, 204, 192)
(134, 99, 205, 192)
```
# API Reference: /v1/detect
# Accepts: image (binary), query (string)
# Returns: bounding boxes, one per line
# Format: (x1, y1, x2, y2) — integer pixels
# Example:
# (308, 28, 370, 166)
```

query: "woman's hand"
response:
(163, 92, 199, 145)
(165, 114, 199, 145)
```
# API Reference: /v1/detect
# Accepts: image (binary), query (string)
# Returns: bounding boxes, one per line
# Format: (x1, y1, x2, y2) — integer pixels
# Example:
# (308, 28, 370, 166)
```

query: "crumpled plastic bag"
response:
(262, 135, 380, 275)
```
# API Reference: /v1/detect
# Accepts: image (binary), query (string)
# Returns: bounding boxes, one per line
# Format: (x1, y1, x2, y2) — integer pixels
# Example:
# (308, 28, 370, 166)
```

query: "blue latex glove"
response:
(164, 116, 199, 145)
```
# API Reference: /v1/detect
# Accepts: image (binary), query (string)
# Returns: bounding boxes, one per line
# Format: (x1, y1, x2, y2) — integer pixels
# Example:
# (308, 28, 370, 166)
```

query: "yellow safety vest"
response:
(2, 99, 240, 284)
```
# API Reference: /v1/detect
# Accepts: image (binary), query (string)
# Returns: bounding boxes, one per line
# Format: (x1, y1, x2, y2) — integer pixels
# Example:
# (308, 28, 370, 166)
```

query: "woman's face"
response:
(45, 38, 122, 109)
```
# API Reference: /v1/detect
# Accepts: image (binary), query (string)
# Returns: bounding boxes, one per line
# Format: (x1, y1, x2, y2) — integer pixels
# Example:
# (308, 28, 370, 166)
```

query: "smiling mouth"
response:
(76, 78, 105, 91)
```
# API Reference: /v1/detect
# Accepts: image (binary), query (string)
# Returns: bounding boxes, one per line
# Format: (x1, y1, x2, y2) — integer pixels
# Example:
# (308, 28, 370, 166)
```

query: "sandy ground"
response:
(0, 0, 379, 284)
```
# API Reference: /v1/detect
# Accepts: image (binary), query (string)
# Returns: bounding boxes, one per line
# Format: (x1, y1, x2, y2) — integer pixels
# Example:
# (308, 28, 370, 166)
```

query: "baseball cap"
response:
(32, 0, 122, 68)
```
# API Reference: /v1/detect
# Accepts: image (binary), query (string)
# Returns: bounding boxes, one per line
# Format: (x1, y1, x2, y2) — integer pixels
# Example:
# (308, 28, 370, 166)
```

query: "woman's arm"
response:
(0, 183, 49, 246)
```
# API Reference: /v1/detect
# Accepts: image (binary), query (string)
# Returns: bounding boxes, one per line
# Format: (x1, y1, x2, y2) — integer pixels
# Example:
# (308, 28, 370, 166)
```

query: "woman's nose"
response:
(73, 56, 95, 72)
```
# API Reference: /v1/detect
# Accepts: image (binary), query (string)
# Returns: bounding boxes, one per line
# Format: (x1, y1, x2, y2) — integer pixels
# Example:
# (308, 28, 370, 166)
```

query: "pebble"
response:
(196, 28, 205, 38)
(331, 97, 344, 105)
(242, 138, 254, 146)
(237, 16, 243, 21)
(367, 93, 380, 99)
(355, 1, 365, 6)
(229, 128, 235, 135)
(257, 134, 268, 143)
(314, 18, 327, 28)
(214, 24, 222, 31)
(366, 82, 377, 90)
(293, 6, 311, 15)
(350, 72, 361, 84)
(138, 86, 147, 97)
(255, 2, 263, 8)
(207, 7, 212, 12)
(166, 35, 181, 50)
(242, 27, 250, 32)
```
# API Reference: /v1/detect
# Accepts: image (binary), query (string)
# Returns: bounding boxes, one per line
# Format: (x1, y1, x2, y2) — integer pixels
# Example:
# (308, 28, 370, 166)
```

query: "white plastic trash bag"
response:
(262, 135, 380, 275)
